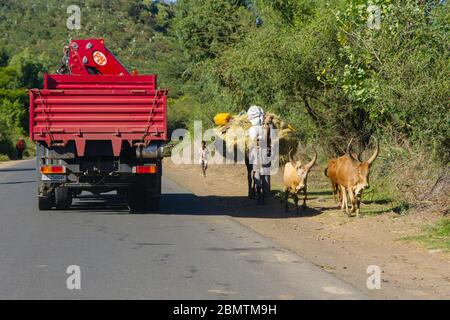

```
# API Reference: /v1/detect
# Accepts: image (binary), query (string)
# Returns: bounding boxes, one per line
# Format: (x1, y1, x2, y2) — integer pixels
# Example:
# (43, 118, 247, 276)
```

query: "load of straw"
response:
(213, 111, 298, 164)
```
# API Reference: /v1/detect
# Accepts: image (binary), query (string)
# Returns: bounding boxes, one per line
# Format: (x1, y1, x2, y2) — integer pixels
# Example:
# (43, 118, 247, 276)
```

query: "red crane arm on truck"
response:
(64, 39, 129, 76)
(29, 39, 168, 157)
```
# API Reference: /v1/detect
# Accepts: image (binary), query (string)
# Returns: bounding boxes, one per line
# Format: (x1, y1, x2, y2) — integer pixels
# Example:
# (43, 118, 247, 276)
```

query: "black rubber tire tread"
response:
(127, 184, 146, 213)
(38, 195, 54, 210)
(55, 187, 72, 210)
(145, 196, 160, 211)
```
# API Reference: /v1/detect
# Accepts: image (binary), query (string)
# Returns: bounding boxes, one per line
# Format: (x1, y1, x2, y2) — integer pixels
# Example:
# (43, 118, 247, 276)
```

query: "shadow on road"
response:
(0, 168, 35, 173)
(67, 194, 130, 214)
(65, 192, 323, 219)
(0, 161, 324, 219)
(161, 193, 323, 219)
(0, 180, 35, 185)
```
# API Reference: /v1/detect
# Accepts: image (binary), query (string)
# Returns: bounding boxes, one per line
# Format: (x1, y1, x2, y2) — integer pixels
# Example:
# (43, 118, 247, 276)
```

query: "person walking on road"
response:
(199, 140, 208, 177)
(249, 137, 271, 205)
(15, 138, 26, 160)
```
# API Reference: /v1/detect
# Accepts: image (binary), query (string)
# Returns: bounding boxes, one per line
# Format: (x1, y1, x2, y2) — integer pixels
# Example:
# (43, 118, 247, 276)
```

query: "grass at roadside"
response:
(403, 218, 450, 252)
(272, 182, 395, 217)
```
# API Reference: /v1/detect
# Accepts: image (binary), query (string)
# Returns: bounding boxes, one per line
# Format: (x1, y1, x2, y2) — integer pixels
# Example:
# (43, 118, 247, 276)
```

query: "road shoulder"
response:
(0, 159, 32, 169)
(163, 160, 450, 299)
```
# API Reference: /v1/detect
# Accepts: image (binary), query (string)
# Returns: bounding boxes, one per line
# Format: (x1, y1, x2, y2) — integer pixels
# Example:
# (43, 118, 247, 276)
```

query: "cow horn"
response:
(305, 147, 317, 170)
(346, 138, 357, 161)
(346, 138, 354, 155)
(289, 149, 297, 165)
(367, 136, 379, 165)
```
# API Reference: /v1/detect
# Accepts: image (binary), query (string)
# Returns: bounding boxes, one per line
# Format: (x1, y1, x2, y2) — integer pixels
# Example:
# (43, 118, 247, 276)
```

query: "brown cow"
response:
(324, 139, 362, 204)
(335, 137, 379, 217)
(283, 147, 317, 213)
(324, 158, 340, 203)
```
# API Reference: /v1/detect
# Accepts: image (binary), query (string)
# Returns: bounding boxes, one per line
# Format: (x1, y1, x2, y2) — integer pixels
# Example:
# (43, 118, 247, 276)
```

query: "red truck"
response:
(29, 39, 167, 212)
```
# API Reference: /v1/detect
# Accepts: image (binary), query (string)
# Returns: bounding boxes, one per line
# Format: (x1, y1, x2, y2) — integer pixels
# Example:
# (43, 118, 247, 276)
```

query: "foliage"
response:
(175, 0, 449, 162)
(0, 0, 447, 205)
(173, 0, 252, 62)
(0, 52, 40, 157)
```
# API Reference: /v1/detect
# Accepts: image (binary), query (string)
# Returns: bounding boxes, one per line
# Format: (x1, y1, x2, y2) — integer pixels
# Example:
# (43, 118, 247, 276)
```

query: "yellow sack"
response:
(213, 113, 232, 126)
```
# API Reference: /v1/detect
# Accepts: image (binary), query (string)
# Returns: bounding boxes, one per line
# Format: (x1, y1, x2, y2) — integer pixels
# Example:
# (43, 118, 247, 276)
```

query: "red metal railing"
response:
(30, 74, 167, 156)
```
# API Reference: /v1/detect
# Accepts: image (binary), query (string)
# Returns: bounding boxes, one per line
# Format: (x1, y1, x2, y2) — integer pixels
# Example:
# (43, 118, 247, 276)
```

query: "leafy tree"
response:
(0, 49, 8, 67)
(0, 0, 448, 166)
(173, 0, 252, 62)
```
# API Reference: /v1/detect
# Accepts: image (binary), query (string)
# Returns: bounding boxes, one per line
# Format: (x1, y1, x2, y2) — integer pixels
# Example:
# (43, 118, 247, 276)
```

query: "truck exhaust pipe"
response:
(136, 142, 164, 159)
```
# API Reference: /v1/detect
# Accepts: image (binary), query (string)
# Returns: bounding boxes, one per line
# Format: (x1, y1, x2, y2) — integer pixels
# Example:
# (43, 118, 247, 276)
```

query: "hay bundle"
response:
(213, 112, 298, 164)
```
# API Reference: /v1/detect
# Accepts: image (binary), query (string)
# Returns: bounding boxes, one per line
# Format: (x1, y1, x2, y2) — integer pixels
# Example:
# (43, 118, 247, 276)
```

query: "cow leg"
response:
(342, 186, 352, 216)
(246, 161, 255, 199)
(339, 185, 347, 213)
(293, 193, 299, 214)
(336, 184, 340, 203)
(344, 188, 350, 215)
(348, 189, 356, 216)
(251, 173, 256, 199)
(335, 183, 342, 204)
(284, 188, 289, 212)
(302, 186, 307, 209)
(356, 192, 362, 218)
(337, 184, 343, 205)
(249, 172, 256, 199)
(332, 183, 339, 203)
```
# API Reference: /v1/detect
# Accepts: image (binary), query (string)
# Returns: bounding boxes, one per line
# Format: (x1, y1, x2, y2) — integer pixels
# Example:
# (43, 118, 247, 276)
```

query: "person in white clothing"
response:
(248, 136, 272, 205)
(198, 140, 208, 177)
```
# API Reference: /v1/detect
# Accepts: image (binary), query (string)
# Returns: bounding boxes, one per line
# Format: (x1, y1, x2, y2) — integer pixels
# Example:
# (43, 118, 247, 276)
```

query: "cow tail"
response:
(324, 167, 329, 177)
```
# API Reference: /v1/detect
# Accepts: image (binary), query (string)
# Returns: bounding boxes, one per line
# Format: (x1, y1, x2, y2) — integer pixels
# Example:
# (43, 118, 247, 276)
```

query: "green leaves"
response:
(0, 48, 46, 156)
(0, 99, 26, 133)
(173, 0, 252, 62)
(0, 0, 447, 162)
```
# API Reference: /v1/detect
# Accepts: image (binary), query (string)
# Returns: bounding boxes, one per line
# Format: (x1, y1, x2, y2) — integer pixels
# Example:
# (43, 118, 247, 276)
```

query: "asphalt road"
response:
(0, 159, 367, 299)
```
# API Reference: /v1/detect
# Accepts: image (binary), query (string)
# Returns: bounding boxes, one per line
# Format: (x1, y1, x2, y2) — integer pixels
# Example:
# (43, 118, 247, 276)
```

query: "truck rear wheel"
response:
(55, 187, 72, 210)
(127, 184, 145, 213)
(38, 195, 54, 210)
(145, 196, 160, 211)
(127, 185, 160, 213)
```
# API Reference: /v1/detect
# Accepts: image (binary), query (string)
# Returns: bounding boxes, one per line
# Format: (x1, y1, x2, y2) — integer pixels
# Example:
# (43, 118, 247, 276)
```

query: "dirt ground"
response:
(164, 160, 450, 300)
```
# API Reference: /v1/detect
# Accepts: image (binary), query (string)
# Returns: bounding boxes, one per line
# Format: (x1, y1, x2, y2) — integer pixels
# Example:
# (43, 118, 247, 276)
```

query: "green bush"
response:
(0, 0, 447, 212)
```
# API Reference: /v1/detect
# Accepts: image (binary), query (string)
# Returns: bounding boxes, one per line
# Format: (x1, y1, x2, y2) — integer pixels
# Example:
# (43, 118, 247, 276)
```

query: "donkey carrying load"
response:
(213, 107, 298, 200)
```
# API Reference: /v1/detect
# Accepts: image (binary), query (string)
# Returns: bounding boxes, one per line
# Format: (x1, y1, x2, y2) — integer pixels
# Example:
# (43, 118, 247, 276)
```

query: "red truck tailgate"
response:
(30, 74, 167, 156)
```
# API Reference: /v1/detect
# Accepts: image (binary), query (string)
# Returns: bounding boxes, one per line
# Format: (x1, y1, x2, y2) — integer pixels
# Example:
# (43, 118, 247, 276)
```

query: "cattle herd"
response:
(283, 137, 379, 217)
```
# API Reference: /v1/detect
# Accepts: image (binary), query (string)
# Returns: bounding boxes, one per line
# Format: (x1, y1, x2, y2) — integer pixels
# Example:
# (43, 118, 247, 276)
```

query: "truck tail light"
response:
(132, 165, 157, 174)
(40, 165, 66, 174)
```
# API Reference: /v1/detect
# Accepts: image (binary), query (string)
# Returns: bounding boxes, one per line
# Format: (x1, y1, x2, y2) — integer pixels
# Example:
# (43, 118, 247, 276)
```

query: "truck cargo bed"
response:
(29, 74, 167, 156)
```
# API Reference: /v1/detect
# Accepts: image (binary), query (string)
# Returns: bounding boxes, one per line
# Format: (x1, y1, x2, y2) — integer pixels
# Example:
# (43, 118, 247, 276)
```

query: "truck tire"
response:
(127, 186, 160, 213)
(145, 196, 160, 211)
(55, 187, 72, 210)
(116, 189, 126, 197)
(142, 169, 161, 212)
(127, 185, 145, 213)
(73, 189, 82, 198)
(38, 195, 54, 210)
